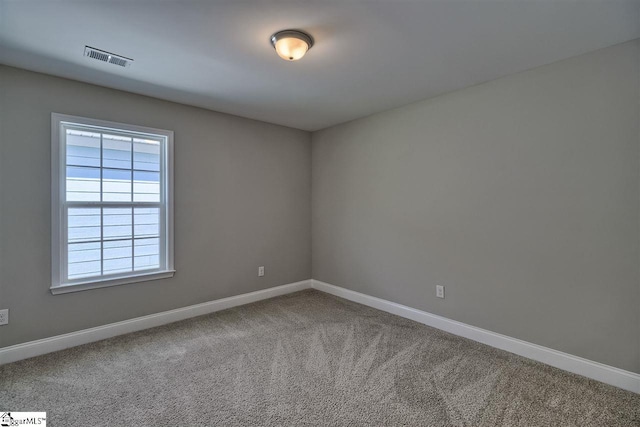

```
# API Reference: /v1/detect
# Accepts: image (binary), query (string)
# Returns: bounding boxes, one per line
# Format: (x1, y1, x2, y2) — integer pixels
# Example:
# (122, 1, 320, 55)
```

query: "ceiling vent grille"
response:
(84, 46, 133, 67)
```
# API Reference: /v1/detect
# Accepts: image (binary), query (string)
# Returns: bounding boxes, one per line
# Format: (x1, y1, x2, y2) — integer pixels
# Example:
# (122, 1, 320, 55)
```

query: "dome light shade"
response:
(270, 30, 314, 61)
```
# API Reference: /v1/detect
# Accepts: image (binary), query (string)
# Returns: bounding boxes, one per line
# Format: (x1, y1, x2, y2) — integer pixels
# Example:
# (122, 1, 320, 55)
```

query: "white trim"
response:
(51, 113, 174, 138)
(51, 114, 63, 290)
(50, 270, 176, 295)
(0, 280, 311, 365)
(3, 278, 637, 394)
(311, 280, 640, 394)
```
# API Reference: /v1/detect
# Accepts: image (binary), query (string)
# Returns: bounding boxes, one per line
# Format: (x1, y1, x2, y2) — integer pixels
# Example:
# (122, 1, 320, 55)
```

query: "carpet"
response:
(1, 289, 638, 426)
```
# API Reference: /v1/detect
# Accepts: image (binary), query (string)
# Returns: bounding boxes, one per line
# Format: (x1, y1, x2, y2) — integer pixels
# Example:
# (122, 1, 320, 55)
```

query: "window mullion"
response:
(66, 201, 161, 208)
(131, 137, 135, 272)
(63, 202, 69, 283)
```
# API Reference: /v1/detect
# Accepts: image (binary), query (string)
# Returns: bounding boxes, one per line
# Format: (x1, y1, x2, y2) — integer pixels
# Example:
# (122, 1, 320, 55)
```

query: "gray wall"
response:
(2, 41, 638, 374)
(312, 40, 640, 373)
(0, 65, 311, 348)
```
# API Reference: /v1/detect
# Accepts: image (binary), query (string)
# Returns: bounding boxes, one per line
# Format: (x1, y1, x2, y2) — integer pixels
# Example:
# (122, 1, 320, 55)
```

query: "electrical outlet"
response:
(0, 309, 8, 325)
(436, 285, 445, 299)
(258, 266, 265, 277)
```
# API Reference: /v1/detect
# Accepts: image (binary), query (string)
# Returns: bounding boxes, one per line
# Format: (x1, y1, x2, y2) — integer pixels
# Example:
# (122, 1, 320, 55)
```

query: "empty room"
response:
(0, 0, 639, 425)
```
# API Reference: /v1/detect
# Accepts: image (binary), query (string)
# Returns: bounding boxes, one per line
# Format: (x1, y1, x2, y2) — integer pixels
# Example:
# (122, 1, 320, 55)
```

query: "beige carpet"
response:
(1, 289, 638, 426)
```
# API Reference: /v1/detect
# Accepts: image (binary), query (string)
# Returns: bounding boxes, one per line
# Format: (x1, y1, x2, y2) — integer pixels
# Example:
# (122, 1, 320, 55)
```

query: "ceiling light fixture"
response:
(270, 30, 314, 61)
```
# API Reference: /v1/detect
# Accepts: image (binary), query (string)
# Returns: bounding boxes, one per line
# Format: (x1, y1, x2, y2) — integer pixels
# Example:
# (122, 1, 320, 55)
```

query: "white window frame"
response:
(51, 113, 175, 295)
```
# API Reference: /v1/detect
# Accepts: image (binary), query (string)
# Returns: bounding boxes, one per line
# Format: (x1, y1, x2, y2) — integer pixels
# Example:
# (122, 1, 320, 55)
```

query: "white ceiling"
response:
(1, 1, 638, 131)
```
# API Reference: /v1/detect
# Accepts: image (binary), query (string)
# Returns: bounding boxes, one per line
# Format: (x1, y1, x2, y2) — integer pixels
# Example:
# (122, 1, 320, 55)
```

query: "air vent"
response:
(84, 46, 133, 68)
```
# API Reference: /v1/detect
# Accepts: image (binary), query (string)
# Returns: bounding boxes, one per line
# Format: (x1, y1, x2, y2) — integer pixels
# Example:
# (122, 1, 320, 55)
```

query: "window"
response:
(51, 113, 174, 294)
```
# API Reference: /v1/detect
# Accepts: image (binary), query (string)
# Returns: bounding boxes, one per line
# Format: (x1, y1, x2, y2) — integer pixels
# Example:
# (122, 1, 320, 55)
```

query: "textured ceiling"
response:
(1, 0, 638, 131)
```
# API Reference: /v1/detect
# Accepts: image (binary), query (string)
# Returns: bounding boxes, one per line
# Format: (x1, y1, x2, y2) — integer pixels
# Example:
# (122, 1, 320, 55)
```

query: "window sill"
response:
(50, 270, 176, 295)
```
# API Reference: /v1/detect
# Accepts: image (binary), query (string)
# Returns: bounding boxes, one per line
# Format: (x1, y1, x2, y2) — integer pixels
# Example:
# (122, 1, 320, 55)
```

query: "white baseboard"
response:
(311, 280, 640, 394)
(0, 279, 312, 366)
(3, 278, 638, 394)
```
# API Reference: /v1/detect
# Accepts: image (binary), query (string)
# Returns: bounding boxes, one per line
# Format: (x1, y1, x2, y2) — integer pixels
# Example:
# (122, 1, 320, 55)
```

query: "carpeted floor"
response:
(1, 289, 638, 426)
